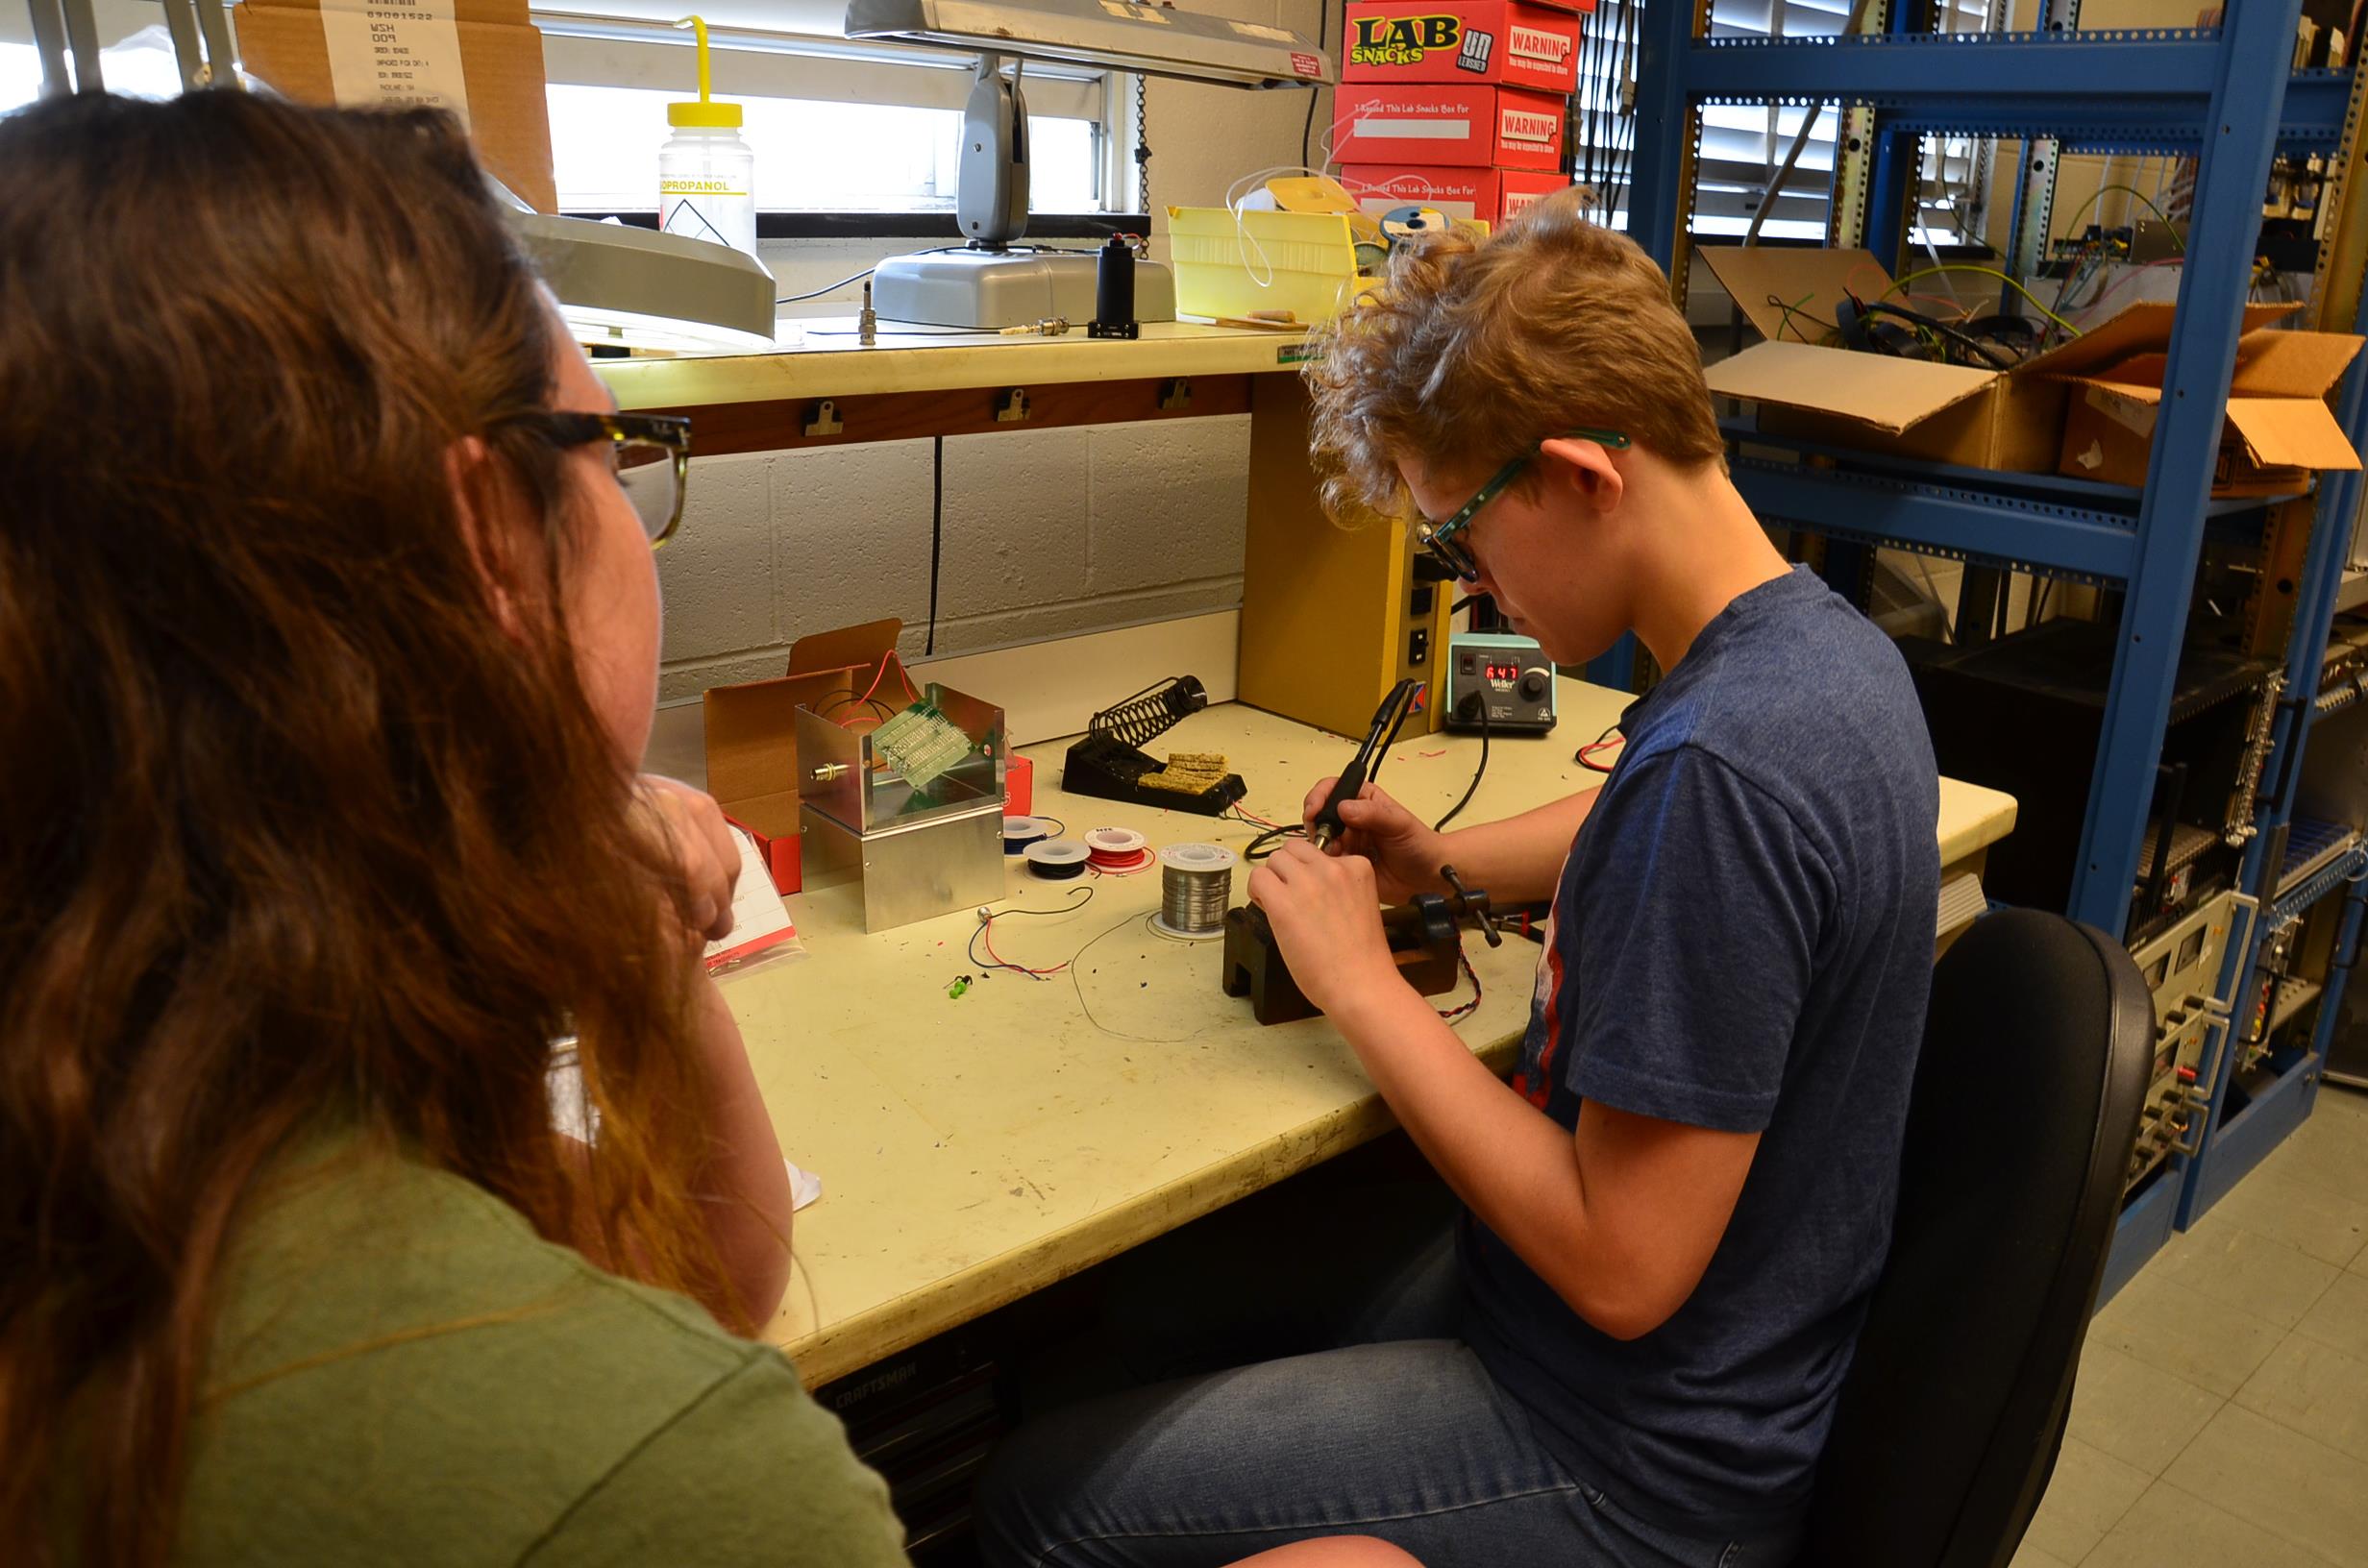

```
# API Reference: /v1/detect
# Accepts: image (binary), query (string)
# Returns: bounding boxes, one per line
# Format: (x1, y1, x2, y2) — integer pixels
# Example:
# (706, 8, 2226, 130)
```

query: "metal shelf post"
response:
(2064, 0, 2306, 935)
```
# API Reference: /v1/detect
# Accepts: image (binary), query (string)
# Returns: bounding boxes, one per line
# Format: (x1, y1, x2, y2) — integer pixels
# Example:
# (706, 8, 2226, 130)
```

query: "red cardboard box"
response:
(1341, 163, 1570, 225)
(1336, 83, 1566, 170)
(1344, 1, 1583, 93)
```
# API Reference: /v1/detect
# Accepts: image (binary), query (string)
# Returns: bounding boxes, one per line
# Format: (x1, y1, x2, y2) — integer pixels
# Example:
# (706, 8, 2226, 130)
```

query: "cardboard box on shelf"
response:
(703, 620, 911, 897)
(1343, 0, 1584, 93)
(233, 0, 558, 212)
(2054, 307, 2364, 494)
(1702, 243, 2364, 491)
(1698, 244, 2071, 472)
(1340, 163, 1570, 225)
(1335, 82, 1567, 170)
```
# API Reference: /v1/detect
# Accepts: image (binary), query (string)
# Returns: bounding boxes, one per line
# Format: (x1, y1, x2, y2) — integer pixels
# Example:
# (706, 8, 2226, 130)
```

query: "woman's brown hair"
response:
(0, 92, 722, 1563)
(1305, 186, 1726, 523)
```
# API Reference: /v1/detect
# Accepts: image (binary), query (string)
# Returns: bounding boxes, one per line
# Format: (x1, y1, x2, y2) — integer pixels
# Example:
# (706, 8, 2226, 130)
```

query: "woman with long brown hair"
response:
(0, 88, 1435, 1568)
(0, 85, 895, 1565)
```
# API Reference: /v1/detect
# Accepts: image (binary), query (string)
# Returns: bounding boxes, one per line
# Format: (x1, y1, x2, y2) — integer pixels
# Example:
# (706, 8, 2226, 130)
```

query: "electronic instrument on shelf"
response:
(2124, 890, 2251, 1191)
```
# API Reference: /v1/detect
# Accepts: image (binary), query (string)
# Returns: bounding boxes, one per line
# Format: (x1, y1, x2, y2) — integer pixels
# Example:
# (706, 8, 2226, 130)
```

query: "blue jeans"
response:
(974, 1234, 1803, 1568)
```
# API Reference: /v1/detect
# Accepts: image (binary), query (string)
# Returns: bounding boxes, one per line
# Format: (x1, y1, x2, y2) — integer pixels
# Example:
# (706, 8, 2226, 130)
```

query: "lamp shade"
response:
(508, 212, 777, 355)
(845, 0, 1335, 87)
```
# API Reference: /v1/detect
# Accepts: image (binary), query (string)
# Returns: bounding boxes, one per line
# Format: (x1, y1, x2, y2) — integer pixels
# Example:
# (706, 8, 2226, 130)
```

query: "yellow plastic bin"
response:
(1166, 205, 1376, 325)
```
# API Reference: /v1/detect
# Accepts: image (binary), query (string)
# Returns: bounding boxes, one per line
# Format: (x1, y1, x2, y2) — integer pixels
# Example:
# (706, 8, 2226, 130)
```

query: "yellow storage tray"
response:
(1165, 205, 1377, 326)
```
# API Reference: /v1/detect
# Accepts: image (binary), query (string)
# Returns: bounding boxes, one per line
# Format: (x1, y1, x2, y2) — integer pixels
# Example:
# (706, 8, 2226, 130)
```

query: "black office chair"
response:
(1799, 909, 2153, 1568)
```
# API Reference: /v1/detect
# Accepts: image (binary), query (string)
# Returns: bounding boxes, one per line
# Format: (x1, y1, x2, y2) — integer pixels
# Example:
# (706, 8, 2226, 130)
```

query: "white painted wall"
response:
(660, 0, 1334, 703)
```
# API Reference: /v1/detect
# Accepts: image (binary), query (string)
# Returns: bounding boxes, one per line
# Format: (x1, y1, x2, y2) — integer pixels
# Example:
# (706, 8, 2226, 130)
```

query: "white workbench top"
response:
(736, 679, 2017, 1387)
(601, 318, 1312, 410)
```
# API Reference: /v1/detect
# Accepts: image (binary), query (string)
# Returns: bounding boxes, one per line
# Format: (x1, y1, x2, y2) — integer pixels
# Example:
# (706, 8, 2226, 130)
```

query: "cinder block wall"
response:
(658, 0, 1332, 702)
(657, 422, 1252, 700)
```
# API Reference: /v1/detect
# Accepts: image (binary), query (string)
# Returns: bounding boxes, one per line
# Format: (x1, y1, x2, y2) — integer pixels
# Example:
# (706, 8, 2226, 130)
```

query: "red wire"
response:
(1578, 737, 1625, 773)
(854, 653, 898, 711)
(1437, 949, 1482, 1021)
(982, 918, 1069, 976)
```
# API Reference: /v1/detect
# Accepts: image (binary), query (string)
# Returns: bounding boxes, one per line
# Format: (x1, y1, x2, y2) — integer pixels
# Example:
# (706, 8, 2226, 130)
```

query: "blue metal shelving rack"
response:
(1627, 0, 2368, 1288)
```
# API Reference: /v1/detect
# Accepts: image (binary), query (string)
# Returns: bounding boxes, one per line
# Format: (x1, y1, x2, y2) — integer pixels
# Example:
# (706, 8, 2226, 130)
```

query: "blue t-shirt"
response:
(1461, 566, 1940, 1536)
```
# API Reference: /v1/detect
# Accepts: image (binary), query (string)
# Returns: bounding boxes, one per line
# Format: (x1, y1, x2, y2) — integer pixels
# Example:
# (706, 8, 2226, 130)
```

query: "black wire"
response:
(776, 266, 877, 306)
(925, 435, 945, 656)
(991, 887, 1096, 918)
(1239, 810, 1303, 862)
(1433, 697, 1489, 831)
(1576, 721, 1622, 773)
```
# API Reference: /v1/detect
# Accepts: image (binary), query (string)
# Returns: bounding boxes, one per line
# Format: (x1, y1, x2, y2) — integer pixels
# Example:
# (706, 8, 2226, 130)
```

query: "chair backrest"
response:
(1801, 909, 2153, 1568)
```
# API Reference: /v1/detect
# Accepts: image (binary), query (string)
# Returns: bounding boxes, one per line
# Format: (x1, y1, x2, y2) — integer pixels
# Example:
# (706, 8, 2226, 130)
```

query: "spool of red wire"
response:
(1084, 825, 1152, 873)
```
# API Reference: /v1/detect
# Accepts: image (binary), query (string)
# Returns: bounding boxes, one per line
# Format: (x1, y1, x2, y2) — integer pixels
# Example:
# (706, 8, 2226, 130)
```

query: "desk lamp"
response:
(843, 0, 1334, 329)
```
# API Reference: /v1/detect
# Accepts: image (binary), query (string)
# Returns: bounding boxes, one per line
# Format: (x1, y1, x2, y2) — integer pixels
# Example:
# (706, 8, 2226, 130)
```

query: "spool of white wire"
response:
(1152, 843, 1238, 940)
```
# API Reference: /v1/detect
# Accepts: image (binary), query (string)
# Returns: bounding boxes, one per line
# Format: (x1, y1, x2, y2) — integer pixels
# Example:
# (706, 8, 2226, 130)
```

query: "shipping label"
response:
(317, 0, 471, 127)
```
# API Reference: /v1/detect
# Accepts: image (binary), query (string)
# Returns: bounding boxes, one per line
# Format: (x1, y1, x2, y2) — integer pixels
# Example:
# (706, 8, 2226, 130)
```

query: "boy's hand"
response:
(1246, 842, 1405, 1018)
(635, 774, 740, 944)
(1300, 778, 1446, 904)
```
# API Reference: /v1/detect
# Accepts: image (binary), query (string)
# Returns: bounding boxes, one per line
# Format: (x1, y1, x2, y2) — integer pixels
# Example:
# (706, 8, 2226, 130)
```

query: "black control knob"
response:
(1517, 669, 1550, 701)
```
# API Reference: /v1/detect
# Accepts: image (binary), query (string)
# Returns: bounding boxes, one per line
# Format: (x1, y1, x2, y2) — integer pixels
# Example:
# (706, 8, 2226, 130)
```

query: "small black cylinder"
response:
(1089, 234, 1139, 339)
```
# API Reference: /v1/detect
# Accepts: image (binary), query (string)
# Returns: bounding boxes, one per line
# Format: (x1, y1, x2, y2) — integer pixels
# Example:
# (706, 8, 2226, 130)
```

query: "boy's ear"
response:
(1538, 433, 1627, 517)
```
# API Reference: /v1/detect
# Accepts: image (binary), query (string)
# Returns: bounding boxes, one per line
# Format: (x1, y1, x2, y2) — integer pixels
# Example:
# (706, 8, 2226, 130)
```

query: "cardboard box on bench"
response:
(1334, 82, 1567, 170)
(1339, 163, 1569, 225)
(1343, 0, 1585, 94)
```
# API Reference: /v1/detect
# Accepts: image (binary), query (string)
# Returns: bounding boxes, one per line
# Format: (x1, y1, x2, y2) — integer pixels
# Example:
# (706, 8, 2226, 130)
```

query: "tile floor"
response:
(2012, 1082, 2368, 1568)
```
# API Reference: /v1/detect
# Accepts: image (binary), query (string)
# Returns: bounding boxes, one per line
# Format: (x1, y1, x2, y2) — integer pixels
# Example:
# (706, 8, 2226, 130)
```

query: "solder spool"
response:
(1151, 843, 1238, 940)
(1024, 838, 1090, 880)
(1084, 825, 1152, 872)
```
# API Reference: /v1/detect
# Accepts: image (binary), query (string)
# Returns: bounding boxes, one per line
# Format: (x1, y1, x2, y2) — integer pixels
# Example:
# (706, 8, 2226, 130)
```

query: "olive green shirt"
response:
(178, 1135, 909, 1566)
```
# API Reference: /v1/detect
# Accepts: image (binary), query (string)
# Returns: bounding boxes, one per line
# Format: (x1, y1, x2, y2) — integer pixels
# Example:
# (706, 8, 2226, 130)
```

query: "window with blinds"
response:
(1574, 0, 1996, 243)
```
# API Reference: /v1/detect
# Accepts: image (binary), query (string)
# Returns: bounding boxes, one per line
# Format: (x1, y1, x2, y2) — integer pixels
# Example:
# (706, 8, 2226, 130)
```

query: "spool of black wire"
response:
(1087, 234, 1139, 340)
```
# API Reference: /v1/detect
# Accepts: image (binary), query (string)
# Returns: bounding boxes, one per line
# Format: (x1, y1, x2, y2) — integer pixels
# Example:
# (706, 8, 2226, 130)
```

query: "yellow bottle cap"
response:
(668, 16, 743, 129)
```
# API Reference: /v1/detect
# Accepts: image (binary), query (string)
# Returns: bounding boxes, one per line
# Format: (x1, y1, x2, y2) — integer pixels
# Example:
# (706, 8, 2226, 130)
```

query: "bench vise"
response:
(1221, 867, 1502, 1026)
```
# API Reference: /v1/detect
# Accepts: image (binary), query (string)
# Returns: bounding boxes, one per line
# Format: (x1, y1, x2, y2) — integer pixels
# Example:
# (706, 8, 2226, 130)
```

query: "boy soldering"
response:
(979, 189, 1940, 1568)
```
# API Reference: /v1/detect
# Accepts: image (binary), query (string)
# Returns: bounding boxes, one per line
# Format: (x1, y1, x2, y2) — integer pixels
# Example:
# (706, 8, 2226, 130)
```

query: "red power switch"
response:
(2176, 1066, 2199, 1083)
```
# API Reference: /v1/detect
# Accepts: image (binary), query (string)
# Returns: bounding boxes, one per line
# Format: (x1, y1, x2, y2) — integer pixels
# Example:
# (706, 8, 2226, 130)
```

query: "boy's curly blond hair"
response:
(1304, 187, 1725, 523)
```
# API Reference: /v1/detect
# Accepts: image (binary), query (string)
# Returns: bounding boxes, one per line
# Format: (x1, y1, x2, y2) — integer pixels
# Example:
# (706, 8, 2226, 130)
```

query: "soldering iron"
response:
(1308, 679, 1426, 852)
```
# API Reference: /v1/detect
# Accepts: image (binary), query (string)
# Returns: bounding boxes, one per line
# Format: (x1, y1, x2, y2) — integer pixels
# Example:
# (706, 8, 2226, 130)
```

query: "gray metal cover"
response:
(871, 250, 1176, 330)
(801, 806, 1006, 934)
(845, 0, 1335, 87)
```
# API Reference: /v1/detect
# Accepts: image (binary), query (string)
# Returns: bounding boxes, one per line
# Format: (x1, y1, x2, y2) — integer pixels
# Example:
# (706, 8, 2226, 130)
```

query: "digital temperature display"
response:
(1486, 661, 1521, 682)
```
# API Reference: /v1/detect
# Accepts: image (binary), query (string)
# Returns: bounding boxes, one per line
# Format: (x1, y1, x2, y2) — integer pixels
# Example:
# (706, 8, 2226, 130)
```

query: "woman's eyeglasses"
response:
(1413, 427, 1632, 582)
(516, 410, 693, 547)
